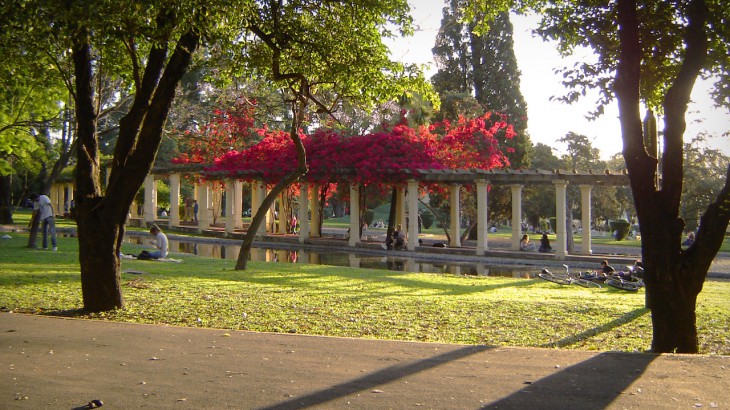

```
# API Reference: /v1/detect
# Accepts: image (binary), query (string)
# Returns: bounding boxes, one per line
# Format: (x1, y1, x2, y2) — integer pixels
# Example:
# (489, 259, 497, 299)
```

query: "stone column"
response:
(234, 180, 243, 229)
(396, 186, 406, 228)
(349, 183, 360, 247)
(476, 180, 489, 255)
(277, 193, 287, 234)
(310, 184, 321, 237)
(169, 173, 181, 228)
(143, 175, 157, 224)
(510, 184, 523, 251)
(225, 179, 235, 234)
(66, 183, 74, 210)
(449, 184, 461, 247)
(579, 184, 593, 255)
(252, 181, 267, 235)
(298, 182, 310, 243)
(196, 182, 210, 233)
(554, 180, 568, 259)
(407, 180, 419, 250)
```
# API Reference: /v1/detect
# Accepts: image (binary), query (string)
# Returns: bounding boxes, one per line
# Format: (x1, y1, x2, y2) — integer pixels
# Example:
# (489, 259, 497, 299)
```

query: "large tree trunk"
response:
(72, 18, 199, 311)
(614, 0, 728, 353)
(76, 197, 126, 310)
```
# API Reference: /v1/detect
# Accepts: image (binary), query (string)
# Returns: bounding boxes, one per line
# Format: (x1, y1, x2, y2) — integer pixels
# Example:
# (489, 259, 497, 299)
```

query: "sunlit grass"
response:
(1, 231, 728, 354)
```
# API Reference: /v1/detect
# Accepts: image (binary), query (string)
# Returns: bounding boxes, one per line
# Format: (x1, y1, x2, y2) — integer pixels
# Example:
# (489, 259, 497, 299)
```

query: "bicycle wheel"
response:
(605, 278, 641, 292)
(573, 278, 602, 289)
(538, 273, 572, 285)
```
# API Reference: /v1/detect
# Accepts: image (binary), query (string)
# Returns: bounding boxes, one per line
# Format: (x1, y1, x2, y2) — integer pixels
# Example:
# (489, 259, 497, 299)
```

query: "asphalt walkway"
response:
(1, 313, 728, 409)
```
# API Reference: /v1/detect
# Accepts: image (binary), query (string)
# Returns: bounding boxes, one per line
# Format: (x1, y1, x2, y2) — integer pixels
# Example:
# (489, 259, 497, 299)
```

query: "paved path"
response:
(1, 313, 728, 409)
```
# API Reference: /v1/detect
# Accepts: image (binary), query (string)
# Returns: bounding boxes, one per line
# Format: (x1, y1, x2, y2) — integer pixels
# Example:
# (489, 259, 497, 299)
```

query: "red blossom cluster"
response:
(180, 109, 515, 187)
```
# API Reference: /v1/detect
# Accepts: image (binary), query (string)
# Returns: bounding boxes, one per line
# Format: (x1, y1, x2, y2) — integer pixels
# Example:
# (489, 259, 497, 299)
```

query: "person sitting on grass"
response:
(147, 224, 169, 259)
(600, 259, 615, 275)
(520, 234, 536, 251)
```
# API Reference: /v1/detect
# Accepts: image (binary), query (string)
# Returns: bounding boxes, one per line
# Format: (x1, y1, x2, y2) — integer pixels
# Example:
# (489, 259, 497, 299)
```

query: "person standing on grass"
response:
(148, 224, 168, 259)
(30, 193, 57, 251)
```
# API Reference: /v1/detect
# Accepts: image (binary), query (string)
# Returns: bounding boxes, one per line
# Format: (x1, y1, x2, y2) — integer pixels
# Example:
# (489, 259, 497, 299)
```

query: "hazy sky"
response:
(386, 0, 729, 160)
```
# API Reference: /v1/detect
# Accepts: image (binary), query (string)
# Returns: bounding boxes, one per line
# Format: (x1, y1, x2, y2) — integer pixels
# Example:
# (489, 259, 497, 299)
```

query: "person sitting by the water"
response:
(538, 233, 552, 253)
(520, 234, 536, 251)
(393, 224, 406, 250)
(147, 224, 169, 259)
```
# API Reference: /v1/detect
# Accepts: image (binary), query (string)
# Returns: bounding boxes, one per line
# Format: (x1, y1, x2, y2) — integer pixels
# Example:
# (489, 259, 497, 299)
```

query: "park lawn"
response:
(1, 232, 728, 355)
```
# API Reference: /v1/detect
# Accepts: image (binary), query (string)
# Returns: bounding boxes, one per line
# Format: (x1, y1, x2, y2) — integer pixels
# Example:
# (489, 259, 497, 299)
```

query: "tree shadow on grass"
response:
(482, 352, 657, 409)
(540, 308, 649, 349)
(257, 344, 492, 410)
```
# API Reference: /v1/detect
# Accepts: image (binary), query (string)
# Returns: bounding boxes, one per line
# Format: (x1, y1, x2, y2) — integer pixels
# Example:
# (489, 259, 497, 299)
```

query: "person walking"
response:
(30, 193, 57, 251)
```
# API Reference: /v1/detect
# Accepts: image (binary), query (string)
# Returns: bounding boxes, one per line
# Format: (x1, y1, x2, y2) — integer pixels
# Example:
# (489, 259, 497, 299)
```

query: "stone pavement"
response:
(1, 313, 728, 409)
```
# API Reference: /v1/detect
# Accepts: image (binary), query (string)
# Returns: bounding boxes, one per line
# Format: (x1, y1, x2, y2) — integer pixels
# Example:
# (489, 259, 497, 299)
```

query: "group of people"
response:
(520, 233, 553, 253)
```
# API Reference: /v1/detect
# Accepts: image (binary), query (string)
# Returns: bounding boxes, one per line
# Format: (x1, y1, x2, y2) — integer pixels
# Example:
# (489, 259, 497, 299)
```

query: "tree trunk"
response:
(648, 265, 700, 353)
(235, 104, 308, 270)
(614, 0, 721, 353)
(0, 175, 13, 224)
(76, 198, 125, 311)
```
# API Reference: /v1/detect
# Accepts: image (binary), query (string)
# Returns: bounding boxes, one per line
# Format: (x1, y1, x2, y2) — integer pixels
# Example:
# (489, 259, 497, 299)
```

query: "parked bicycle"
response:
(538, 265, 602, 289)
(604, 265, 645, 292)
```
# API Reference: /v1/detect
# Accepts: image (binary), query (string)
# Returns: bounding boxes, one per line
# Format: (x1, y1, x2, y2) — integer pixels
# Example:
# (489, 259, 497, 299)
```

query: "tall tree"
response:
(3, 0, 430, 310)
(467, 0, 730, 353)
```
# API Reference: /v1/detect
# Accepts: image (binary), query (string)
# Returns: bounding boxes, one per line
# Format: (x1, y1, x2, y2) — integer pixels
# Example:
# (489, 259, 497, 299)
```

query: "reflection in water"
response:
(125, 236, 536, 278)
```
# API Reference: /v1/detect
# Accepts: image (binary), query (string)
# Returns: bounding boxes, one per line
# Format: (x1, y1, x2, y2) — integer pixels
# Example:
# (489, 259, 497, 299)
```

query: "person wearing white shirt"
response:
(148, 224, 168, 259)
(30, 193, 57, 251)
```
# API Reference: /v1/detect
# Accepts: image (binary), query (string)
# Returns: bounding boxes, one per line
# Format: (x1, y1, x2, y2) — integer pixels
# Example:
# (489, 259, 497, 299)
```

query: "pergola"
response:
(144, 164, 629, 260)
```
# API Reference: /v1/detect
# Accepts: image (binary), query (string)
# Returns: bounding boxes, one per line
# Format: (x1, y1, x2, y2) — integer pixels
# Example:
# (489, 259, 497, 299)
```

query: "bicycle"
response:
(604, 266, 645, 292)
(538, 264, 602, 289)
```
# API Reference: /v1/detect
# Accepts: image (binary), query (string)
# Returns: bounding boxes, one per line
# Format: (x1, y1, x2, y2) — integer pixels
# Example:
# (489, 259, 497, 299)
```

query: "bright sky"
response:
(387, 0, 730, 160)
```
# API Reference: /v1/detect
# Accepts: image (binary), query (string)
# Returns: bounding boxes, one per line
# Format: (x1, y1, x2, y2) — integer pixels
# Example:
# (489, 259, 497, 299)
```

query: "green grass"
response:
(1, 232, 728, 355)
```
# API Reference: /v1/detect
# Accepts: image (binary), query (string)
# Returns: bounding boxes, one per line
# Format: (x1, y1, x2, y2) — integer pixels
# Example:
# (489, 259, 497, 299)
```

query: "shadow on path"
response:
(483, 352, 657, 409)
(257, 345, 492, 410)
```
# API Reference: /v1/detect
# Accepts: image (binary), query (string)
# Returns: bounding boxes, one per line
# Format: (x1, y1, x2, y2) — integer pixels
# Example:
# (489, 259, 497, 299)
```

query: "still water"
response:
(125, 236, 538, 278)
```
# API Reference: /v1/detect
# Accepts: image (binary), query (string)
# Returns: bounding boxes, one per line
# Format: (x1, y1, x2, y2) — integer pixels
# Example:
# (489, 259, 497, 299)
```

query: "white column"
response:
(310, 184, 321, 237)
(349, 184, 360, 247)
(298, 182, 310, 243)
(579, 184, 593, 255)
(252, 181, 267, 235)
(169, 173, 181, 228)
(407, 180, 419, 250)
(510, 184, 523, 251)
(234, 180, 243, 229)
(49, 185, 58, 216)
(277, 194, 287, 234)
(396, 186, 406, 228)
(476, 180, 489, 255)
(196, 182, 210, 233)
(449, 184, 461, 247)
(225, 179, 235, 234)
(143, 175, 157, 224)
(66, 183, 74, 208)
(554, 180, 568, 259)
